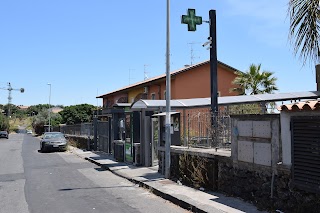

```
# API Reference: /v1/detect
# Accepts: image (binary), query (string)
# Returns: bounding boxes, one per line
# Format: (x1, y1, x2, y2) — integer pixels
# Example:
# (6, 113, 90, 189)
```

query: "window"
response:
(151, 93, 156, 100)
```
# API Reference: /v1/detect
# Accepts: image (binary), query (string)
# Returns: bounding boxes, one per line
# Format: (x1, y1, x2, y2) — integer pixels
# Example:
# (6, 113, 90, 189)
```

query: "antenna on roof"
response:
(188, 42, 201, 65)
(144, 64, 150, 80)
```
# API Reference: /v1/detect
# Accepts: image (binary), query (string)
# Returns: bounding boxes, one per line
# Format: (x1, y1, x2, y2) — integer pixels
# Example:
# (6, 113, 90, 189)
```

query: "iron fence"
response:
(179, 108, 231, 149)
(60, 123, 93, 136)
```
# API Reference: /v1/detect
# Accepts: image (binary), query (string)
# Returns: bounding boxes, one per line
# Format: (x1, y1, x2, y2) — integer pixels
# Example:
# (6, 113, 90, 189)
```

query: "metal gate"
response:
(97, 121, 110, 153)
(291, 116, 320, 193)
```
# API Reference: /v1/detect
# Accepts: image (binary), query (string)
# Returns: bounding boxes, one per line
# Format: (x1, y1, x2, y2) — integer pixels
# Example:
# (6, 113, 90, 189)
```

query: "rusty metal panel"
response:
(237, 121, 252, 137)
(254, 142, 271, 166)
(238, 140, 253, 163)
(253, 121, 271, 138)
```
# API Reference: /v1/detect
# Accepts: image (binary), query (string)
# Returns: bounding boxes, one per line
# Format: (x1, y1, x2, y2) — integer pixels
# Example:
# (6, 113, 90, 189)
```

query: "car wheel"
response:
(40, 143, 46, 153)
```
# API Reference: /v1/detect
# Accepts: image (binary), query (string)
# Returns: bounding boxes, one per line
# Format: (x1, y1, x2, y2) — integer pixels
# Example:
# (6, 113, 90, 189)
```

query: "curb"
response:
(72, 150, 209, 213)
(131, 179, 208, 213)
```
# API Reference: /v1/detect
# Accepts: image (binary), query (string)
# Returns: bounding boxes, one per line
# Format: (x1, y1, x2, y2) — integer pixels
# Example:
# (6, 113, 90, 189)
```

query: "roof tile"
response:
(280, 99, 320, 111)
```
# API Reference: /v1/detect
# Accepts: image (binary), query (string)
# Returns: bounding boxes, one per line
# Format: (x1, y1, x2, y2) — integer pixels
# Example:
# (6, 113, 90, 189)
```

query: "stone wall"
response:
(170, 152, 216, 190)
(219, 160, 320, 212)
(160, 147, 320, 212)
(65, 134, 93, 150)
(158, 147, 225, 190)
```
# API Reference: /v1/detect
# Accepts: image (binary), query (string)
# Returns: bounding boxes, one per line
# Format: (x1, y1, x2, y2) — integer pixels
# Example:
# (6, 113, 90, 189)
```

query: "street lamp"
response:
(165, 0, 171, 179)
(47, 83, 51, 132)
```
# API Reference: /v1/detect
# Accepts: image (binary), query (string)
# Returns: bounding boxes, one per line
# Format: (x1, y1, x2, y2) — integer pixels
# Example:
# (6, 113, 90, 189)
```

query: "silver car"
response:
(40, 132, 67, 152)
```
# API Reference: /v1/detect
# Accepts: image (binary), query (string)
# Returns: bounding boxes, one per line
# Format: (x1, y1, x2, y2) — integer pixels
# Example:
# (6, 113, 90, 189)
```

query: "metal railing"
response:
(60, 123, 93, 137)
(181, 108, 231, 149)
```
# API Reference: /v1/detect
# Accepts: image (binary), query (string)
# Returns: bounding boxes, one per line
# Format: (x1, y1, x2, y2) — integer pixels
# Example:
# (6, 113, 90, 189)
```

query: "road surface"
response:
(0, 133, 188, 213)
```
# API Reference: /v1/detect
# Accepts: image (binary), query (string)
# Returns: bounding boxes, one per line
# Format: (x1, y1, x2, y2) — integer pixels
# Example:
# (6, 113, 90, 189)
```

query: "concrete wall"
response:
(231, 114, 280, 168)
(158, 113, 320, 212)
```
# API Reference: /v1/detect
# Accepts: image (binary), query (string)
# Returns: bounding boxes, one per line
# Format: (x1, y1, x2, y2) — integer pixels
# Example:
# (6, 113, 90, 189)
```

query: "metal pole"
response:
(93, 116, 98, 151)
(48, 83, 51, 132)
(209, 10, 218, 125)
(165, 0, 171, 179)
(7, 83, 12, 118)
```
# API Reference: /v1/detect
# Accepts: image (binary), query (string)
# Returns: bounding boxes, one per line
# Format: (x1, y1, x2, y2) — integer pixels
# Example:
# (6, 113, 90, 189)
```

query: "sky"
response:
(0, 0, 317, 107)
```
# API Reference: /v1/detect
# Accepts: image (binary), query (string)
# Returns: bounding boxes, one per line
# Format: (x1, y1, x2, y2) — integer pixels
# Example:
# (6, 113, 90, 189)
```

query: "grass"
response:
(9, 116, 33, 132)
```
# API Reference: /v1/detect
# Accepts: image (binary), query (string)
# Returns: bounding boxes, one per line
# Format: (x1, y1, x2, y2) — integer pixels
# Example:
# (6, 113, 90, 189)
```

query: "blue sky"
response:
(0, 0, 316, 107)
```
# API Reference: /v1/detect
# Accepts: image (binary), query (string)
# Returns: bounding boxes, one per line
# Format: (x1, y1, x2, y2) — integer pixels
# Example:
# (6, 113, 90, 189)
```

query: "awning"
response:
(131, 91, 320, 110)
(152, 112, 180, 117)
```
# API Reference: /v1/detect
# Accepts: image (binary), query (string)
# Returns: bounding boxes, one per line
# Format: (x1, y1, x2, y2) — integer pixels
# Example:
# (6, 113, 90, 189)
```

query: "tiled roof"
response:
(279, 100, 320, 111)
(50, 107, 63, 114)
(17, 105, 29, 110)
(96, 60, 240, 98)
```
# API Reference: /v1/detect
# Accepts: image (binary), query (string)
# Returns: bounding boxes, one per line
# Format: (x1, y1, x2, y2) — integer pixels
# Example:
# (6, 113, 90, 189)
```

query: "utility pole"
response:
(47, 83, 51, 132)
(0, 82, 25, 117)
(165, 0, 171, 179)
(182, 8, 219, 126)
(209, 10, 218, 126)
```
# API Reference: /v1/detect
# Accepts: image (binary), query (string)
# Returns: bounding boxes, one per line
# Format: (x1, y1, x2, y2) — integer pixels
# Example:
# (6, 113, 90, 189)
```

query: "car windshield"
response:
(44, 133, 64, 139)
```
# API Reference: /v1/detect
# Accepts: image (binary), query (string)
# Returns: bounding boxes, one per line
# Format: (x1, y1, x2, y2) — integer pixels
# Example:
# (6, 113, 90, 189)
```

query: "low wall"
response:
(159, 146, 230, 190)
(219, 161, 320, 212)
(65, 134, 93, 150)
(161, 146, 320, 212)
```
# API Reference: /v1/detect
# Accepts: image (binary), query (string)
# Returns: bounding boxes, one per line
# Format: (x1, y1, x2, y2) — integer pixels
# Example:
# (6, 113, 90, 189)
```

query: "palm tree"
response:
(289, 0, 320, 63)
(231, 64, 278, 95)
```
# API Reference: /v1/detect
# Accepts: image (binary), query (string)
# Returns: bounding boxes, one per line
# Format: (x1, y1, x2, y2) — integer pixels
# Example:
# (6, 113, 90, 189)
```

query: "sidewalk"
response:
(69, 147, 266, 213)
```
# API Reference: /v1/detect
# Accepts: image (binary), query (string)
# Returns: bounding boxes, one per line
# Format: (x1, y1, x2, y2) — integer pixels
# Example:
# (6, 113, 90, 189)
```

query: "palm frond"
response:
(289, 0, 320, 64)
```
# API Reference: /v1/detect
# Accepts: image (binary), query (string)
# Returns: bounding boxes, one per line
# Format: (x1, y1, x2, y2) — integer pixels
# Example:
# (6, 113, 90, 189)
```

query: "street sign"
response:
(181, 8, 219, 125)
(181, 9, 202, 31)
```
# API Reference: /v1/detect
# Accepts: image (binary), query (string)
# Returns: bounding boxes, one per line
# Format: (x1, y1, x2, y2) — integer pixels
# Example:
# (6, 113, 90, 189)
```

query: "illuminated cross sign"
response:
(181, 9, 202, 31)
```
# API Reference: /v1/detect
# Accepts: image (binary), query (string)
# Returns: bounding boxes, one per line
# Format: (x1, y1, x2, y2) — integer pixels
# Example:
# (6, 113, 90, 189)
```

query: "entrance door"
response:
(151, 117, 159, 166)
(97, 120, 110, 153)
(125, 113, 133, 163)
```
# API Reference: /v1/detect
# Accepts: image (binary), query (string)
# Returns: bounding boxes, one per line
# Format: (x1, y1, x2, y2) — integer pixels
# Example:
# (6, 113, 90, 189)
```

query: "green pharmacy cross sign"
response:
(181, 9, 202, 31)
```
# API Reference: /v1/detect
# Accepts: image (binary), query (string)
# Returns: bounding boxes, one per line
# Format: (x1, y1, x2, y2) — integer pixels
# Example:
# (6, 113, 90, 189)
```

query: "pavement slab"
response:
(69, 146, 266, 213)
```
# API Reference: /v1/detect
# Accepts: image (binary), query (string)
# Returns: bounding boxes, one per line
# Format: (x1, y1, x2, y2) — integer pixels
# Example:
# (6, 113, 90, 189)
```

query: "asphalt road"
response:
(0, 133, 188, 213)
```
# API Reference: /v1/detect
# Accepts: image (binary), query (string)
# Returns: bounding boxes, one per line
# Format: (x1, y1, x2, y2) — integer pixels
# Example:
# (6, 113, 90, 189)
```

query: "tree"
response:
(289, 0, 320, 63)
(59, 104, 95, 125)
(231, 64, 278, 95)
(26, 104, 55, 116)
(32, 109, 62, 135)
(0, 113, 9, 131)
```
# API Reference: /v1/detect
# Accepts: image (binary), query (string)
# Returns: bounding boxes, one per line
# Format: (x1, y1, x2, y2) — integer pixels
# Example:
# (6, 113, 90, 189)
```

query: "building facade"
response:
(97, 60, 240, 107)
